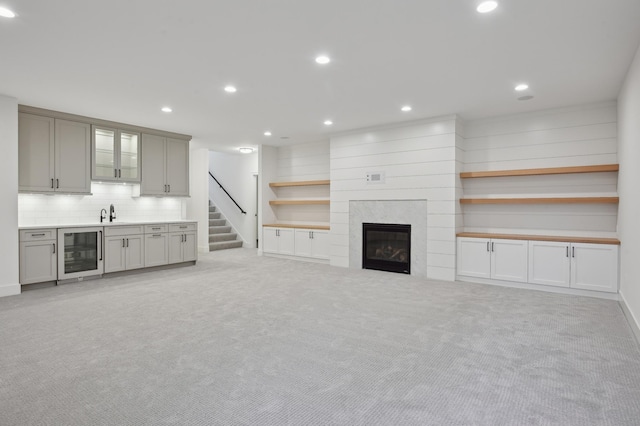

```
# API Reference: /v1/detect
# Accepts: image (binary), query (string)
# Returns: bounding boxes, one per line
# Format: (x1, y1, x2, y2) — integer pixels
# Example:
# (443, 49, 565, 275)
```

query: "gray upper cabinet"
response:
(92, 126, 141, 182)
(141, 134, 189, 196)
(19, 113, 91, 194)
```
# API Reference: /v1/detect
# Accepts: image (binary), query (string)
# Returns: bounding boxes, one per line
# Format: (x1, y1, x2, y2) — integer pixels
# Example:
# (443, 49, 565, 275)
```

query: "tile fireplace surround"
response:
(349, 200, 428, 278)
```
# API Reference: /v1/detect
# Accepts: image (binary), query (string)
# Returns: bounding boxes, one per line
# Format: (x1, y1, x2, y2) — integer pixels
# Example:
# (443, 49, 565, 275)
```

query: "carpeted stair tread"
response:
(209, 226, 232, 234)
(209, 233, 238, 243)
(209, 240, 243, 251)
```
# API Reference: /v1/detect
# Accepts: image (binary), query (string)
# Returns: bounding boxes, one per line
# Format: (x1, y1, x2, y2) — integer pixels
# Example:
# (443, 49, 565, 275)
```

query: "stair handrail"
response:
(209, 171, 247, 215)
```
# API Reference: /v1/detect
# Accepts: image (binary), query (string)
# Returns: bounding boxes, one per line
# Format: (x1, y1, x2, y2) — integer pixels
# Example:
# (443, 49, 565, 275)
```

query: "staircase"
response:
(209, 202, 244, 251)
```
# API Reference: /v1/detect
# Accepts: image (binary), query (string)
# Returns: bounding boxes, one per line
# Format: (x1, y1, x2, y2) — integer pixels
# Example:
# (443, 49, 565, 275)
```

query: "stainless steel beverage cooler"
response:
(57, 227, 104, 280)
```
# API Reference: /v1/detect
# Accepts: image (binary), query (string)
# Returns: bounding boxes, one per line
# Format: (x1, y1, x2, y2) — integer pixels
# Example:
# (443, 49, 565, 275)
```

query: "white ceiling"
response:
(2, 1, 640, 153)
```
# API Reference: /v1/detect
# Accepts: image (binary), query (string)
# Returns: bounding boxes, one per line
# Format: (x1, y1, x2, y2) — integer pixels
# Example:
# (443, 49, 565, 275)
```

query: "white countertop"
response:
(19, 220, 197, 230)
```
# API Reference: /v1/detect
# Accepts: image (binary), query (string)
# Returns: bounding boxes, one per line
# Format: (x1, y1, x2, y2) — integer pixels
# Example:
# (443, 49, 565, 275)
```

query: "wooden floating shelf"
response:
(269, 199, 330, 205)
(263, 223, 330, 230)
(269, 180, 330, 188)
(457, 232, 620, 245)
(459, 197, 619, 205)
(460, 164, 619, 179)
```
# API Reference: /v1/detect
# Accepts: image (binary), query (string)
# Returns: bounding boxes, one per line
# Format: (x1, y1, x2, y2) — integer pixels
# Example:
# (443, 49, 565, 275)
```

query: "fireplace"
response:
(362, 223, 411, 274)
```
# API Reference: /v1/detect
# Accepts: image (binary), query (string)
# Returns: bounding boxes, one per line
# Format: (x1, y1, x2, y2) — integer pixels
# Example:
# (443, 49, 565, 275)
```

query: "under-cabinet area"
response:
(19, 222, 197, 286)
(456, 235, 619, 294)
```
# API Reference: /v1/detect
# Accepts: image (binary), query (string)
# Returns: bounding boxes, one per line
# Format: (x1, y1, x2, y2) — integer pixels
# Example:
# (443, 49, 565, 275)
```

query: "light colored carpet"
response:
(1, 248, 639, 425)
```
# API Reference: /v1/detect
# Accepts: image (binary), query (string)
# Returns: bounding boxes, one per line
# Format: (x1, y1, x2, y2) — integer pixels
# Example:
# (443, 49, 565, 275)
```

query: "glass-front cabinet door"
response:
(92, 126, 141, 182)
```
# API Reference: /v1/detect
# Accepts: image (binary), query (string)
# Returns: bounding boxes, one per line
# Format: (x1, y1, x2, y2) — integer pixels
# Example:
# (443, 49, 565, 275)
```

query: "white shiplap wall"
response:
(330, 116, 459, 281)
(462, 102, 618, 237)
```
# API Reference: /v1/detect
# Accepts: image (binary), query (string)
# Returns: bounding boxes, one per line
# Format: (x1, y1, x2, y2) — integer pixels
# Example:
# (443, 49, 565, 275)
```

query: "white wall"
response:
(19, 183, 184, 226)
(462, 103, 618, 238)
(209, 150, 258, 247)
(618, 43, 640, 340)
(0, 95, 20, 297)
(330, 117, 459, 281)
(187, 147, 210, 252)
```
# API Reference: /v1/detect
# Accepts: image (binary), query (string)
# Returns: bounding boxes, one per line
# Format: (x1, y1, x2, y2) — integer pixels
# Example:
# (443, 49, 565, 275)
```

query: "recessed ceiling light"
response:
(264, 131, 272, 136)
(238, 147, 254, 154)
(324, 120, 333, 126)
(401, 105, 412, 112)
(224, 85, 237, 93)
(477, 1, 498, 13)
(0, 7, 16, 18)
(315, 55, 331, 65)
(515, 83, 529, 91)
(161, 106, 172, 113)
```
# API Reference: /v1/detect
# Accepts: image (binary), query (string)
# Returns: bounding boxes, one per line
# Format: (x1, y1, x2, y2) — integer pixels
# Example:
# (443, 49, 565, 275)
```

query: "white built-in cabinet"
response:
(92, 126, 141, 182)
(457, 236, 619, 294)
(528, 241, 618, 293)
(263, 227, 295, 256)
(168, 223, 198, 263)
(141, 134, 189, 196)
(19, 113, 91, 194)
(144, 224, 169, 267)
(457, 237, 528, 283)
(294, 229, 329, 260)
(19, 229, 57, 284)
(104, 226, 145, 273)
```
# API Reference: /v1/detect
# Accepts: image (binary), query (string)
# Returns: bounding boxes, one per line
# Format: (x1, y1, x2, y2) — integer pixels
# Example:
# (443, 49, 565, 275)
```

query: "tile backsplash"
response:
(18, 183, 185, 226)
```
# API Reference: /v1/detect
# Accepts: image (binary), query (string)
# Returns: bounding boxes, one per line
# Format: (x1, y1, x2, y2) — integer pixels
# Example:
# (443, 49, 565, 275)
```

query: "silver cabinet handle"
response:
(52, 243, 56, 254)
(486, 241, 490, 252)
(119, 169, 122, 178)
(153, 234, 161, 237)
(126, 238, 129, 248)
(56, 179, 59, 188)
(152, 227, 161, 230)
(179, 226, 187, 229)
(31, 233, 46, 237)
(115, 169, 118, 178)
(491, 242, 495, 252)
(122, 238, 125, 248)
(51, 178, 54, 188)
(168, 184, 171, 193)
(572, 247, 575, 258)
(566, 246, 569, 257)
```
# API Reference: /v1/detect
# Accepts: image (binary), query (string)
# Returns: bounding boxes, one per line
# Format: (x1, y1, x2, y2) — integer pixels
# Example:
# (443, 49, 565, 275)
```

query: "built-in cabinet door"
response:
(141, 134, 167, 196)
(119, 131, 140, 182)
(125, 235, 145, 270)
(262, 228, 279, 254)
(168, 233, 185, 263)
(571, 243, 619, 293)
(55, 119, 91, 193)
(457, 237, 491, 279)
(528, 241, 571, 287)
(490, 239, 528, 283)
(93, 126, 118, 181)
(166, 138, 189, 196)
(278, 228, 295, 255)
(145, 233, 169, 267)
(311, 230, 329, 260)
(18, 113, 55, 192)
(104, 236, 127, 273)
(294, 230, 313, 257)
(19, 240, 57, 284)
(183, 232, 197, 262)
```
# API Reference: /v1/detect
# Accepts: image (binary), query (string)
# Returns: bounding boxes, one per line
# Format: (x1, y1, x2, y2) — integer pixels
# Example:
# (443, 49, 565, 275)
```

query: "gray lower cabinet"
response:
(19, 229, 57, 284)
(140, 134, 189, 196)
(144, 224, 169, 267)
(168, 223, 197, 263)
(19, 113, 91, 194)
(104, 226, 145, 273)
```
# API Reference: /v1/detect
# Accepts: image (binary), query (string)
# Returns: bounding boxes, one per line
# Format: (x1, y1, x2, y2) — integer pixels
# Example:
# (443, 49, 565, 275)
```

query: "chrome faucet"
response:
(100, 208, 107, 223)
(109, 204, 116, 222)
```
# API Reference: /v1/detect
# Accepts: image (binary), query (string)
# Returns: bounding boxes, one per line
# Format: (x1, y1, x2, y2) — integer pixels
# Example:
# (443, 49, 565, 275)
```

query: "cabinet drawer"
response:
(104, 225, 144, 236)
(169, 223, 196, 233)
(144, 224, 168, 234)
(20, 229, 56, 241)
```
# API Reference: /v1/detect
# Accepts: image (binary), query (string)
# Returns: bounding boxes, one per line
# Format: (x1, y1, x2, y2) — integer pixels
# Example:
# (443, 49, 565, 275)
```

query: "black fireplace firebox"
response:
(362, 223, 411, 274)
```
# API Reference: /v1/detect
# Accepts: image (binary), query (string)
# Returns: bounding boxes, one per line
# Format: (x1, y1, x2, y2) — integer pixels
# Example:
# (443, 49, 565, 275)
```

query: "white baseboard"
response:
(0, 283, 21, 298)
(456, 276, 620, 301)
(619, 292, 640, 345)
